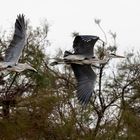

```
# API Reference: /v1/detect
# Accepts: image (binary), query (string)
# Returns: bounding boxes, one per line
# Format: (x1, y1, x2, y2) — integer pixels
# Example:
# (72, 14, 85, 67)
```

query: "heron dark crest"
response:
(0, 14, 36, 72)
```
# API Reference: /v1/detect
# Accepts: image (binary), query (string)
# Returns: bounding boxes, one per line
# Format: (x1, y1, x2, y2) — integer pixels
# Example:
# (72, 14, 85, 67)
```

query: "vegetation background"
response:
(0, 20, 140, 140)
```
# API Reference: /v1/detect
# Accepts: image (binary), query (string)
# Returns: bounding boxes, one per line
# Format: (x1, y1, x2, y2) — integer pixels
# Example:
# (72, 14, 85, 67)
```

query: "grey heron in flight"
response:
(64, 35, 99, 106)
(51, 35, 125, 106)
(0, 14, 36, 72)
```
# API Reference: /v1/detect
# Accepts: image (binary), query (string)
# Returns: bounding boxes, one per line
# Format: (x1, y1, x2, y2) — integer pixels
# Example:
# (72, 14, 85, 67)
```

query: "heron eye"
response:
(7, 65, 12, 68)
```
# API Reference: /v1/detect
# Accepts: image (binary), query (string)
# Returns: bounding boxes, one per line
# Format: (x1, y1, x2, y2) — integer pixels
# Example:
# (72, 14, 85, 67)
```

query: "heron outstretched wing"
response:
(71, 64, 97, 106)
(73, 35, 99, 58)
(4, 14, 26, 63)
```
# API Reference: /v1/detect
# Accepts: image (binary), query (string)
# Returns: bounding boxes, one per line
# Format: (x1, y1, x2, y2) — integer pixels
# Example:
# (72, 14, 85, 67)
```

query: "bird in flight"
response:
(64, 35, 99, 106)
(0, 14, 36, 72)
(51, 35, 125, 106)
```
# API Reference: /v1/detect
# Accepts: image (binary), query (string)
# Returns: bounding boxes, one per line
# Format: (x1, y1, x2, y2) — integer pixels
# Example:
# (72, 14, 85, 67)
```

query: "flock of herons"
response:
(0, 14, 125, 106)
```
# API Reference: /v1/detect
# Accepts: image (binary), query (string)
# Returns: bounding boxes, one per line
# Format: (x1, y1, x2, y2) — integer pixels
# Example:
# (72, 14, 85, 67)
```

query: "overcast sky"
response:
(0, 0, 140, 55)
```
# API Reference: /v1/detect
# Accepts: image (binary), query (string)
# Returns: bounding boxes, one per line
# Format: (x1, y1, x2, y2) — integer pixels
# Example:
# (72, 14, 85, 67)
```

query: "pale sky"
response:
(0, 0, 140, 55)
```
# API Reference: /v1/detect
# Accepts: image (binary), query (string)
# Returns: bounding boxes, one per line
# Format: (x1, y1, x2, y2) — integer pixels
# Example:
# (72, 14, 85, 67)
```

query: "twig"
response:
(5, 72, 18, 98)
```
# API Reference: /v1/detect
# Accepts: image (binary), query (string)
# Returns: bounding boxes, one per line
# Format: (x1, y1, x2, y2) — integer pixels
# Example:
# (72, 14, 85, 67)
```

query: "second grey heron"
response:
(51, 35, 125, 106)
(51, 35, 99, 105)
(0, 14, 36, 72)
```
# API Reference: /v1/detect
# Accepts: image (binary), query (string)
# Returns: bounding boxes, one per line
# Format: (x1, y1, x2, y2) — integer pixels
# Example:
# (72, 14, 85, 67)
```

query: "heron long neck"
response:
(98, 54, 110, 64)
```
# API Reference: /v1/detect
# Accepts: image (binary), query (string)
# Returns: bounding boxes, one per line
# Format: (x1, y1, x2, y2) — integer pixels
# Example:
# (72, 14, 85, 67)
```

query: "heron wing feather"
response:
(71, 64, 97, 106)
(73, 35, 99, 57)
(4, 14, 26, 63)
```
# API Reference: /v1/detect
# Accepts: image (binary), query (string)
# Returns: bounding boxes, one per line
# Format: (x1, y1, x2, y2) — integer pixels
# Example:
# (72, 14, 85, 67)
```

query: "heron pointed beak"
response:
(111, 54, 125, 58)
(27, 65, 37, 72)
(50, 61, 58, 66)
(117, 55, 125, 58)
(31, 67, 37, 72)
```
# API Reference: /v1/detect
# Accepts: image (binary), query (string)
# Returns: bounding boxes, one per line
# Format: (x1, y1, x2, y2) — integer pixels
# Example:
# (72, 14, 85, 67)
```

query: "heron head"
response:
(109, 53, 125, 58)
